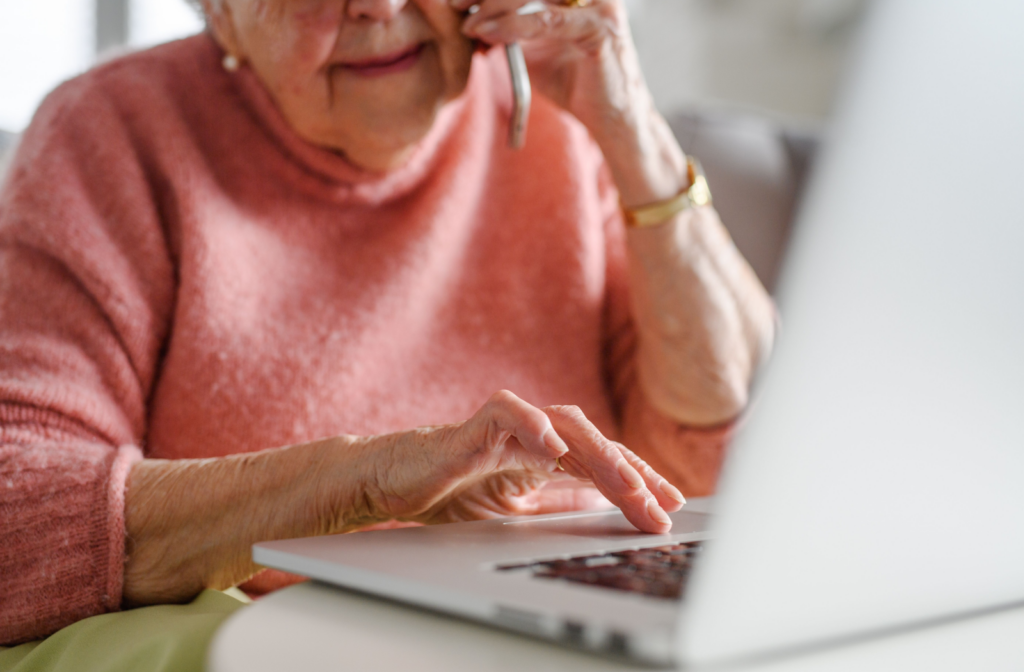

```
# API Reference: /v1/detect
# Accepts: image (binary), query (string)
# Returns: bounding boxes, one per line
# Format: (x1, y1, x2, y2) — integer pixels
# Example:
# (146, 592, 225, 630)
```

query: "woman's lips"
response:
(340, 44, 426, 77)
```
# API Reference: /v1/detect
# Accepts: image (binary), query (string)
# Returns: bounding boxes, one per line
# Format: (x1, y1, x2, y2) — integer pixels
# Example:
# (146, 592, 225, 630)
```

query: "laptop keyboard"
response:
(496, 541, 703, 600)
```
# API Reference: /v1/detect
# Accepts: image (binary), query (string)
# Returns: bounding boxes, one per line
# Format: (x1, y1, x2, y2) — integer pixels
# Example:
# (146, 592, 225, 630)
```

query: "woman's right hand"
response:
(124, 390, 683, 605)
(340, 390, 684, 534)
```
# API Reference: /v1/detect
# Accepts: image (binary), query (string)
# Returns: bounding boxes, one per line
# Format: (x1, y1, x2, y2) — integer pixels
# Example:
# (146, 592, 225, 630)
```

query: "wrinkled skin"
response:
(204, 0, 685, 206)
(125, 392, 683, 604)
(204, 0, 476, 171)
(352, 391, 684, 529)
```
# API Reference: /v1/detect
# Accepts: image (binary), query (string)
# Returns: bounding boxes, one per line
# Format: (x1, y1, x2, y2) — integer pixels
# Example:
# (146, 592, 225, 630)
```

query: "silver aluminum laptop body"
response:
(256, 504, 713, 663)
(254, 0, 1024, 665)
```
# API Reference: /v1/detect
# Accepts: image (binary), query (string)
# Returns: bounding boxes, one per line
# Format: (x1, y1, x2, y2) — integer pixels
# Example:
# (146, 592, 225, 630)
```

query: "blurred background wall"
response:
(0, 0, 864, 134)
(630, 0, 864, 123)
(0, 0, 197, 131)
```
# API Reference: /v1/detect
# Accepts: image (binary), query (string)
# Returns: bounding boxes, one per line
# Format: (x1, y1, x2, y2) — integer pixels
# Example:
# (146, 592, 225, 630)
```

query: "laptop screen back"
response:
(680, 0, 1024, 663)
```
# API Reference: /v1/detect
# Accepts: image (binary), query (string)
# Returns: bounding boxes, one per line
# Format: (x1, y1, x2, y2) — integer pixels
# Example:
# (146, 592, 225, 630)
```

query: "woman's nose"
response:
(346, 0, 409, 21)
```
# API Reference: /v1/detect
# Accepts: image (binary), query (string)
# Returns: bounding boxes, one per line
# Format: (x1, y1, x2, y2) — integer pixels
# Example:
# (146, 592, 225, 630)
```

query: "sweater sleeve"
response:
(597, 160, 734, 497)
(0, 74, 174, 644)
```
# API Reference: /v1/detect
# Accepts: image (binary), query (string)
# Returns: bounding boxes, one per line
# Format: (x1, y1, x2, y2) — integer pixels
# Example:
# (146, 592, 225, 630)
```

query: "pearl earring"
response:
(222, 54, 240, 72)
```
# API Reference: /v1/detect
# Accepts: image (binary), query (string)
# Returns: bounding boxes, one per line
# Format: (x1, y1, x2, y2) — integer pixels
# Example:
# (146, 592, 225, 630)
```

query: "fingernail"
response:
(648, 500, 672, 526)
(543, 429, 569, 456)
(659, 480, 686, 505)
(475, 20, 498, 34)
(616, 461, 644, 490)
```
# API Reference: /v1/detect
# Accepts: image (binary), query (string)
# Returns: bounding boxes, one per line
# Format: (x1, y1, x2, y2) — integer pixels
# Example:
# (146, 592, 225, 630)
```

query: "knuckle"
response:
(456, 413, 500, 457)
(612, 441, 640, 459)
(618, 445, 648, 470)
(595, 2, 618, 21)
(527, 14, 551, 38)
(549, 404, 584, 419)
(547, 9, 568, 29)
(488, 389, 517, 407)
(610, 441, 630, 455)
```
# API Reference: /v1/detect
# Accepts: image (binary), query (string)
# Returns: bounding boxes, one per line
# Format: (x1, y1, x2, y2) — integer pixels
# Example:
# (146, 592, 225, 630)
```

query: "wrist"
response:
(560, 29, 689, 206)
(588, 102, 690, 209)
(305, 435, 394, 534)
(622, 156, 711, 228)
(341, 426, 459, 525)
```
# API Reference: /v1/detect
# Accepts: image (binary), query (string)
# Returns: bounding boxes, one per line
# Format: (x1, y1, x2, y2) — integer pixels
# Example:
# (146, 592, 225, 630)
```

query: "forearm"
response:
(575, 35, 689, 209)
(463, 0, 773, 426)
(581, 44, 776, 425)
(625, 209, 776, 425)
(587, 82, 689, 208)
(123, 436, 379, 605)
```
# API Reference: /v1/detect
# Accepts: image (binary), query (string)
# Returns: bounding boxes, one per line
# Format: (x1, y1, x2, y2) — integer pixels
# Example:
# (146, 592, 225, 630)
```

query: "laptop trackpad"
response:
(504, 509, 709, 540)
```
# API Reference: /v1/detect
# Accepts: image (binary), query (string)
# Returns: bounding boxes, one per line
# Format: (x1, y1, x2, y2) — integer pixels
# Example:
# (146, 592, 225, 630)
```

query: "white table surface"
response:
(209, 580, 1024, 671)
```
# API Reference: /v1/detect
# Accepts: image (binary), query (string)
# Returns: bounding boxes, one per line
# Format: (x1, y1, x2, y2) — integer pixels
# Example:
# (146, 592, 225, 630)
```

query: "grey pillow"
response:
(0, 130, 18, 184)
(666, 110, 818, 293)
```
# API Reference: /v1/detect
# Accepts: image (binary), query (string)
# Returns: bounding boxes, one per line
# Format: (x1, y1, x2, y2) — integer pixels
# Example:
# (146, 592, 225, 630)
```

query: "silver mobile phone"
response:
(505, 42, 531, 149)
(504, 1, 546, 149)
(467, 1, 539, 149)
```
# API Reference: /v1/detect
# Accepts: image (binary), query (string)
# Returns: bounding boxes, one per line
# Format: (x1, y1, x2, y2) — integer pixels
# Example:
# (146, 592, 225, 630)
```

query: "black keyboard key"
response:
(497, 541, 703, 600)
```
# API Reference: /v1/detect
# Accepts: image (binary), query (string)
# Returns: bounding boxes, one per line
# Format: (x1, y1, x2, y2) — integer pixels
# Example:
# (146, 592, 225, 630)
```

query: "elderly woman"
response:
(0, 0, 774, 655)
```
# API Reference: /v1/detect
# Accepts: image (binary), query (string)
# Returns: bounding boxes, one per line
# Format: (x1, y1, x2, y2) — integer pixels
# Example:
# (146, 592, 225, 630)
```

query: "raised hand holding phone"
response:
(458, 0, 690, 209)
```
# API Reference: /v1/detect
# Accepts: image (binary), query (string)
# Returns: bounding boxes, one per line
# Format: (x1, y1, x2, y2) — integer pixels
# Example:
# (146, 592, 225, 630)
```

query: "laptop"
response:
(253, 0, 1024, 666)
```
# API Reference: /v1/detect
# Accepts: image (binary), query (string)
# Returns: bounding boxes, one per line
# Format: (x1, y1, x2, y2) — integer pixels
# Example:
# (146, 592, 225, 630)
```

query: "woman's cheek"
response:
(281, 26, 339, 69)
(289, 0, 344, 29)
(270, 4, 345, 76)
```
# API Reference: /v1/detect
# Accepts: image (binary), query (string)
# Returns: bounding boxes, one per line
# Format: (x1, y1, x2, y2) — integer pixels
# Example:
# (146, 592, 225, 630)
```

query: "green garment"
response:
(0, 589, 250, 672)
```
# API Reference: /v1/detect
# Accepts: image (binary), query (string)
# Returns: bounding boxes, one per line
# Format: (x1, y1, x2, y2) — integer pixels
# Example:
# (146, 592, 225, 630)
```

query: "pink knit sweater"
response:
(0, 35, 731, 644)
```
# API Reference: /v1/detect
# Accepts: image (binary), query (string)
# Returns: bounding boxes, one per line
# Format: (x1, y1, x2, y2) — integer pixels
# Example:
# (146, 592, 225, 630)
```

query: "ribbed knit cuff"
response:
(104, 445, 143, 611)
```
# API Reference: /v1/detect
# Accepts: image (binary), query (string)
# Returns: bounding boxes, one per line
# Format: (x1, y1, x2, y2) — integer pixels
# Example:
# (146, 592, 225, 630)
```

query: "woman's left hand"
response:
(457, 0, 777, 427)
(456, 0, 688, 207)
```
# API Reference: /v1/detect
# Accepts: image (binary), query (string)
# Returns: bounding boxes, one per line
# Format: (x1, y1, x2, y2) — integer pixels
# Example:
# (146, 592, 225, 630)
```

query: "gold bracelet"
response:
(622, 156, 712, 228)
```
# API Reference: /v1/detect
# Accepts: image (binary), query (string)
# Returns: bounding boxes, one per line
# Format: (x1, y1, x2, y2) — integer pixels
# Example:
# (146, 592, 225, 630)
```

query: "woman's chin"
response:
(316, 116, 436, 173)
(313, 105, 447, 172)
(345, 141, 421, 174)
(306, 80, 447, 167)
